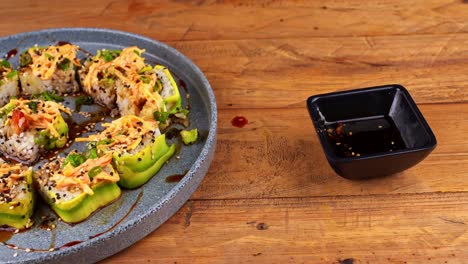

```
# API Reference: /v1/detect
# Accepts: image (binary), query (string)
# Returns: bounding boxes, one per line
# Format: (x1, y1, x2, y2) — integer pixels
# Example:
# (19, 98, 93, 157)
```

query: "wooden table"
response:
(2, 1, 468, 263)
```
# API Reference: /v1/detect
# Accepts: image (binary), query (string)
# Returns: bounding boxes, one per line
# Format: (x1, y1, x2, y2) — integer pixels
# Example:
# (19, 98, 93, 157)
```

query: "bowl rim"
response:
(307, 84, 437, 163)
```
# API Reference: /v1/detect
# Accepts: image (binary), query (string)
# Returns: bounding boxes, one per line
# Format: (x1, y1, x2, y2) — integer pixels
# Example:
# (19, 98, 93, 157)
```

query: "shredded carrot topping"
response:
(28, 44, 81, 80)
(2, 99, 71, 137)
(51, 153, 118, 195)
(0, 163, 30, 197)
(76, 115, 157, 151)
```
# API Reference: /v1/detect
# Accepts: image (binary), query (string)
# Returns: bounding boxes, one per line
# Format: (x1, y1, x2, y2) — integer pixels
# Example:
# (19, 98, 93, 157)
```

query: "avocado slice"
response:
(49, 181, 121, 223)
(0, 168, 35, 230)
(180, 128, 198, 145)
(34, 113, 69, 150)
(113, 134, 175, 189)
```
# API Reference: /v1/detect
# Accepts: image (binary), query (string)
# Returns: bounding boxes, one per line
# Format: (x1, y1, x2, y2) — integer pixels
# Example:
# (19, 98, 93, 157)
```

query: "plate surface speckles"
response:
(0, 28, 217, 263)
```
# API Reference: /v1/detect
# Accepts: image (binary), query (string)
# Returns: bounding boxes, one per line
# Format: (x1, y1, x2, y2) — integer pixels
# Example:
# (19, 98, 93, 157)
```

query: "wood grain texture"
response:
(1, 0, 468, 41)
(2, 2, 468, 108)
(103, 192, 468, 263)
(0, 0, 467, 263)
(192, 103, 468, 199)
(169, 35, 468, 108)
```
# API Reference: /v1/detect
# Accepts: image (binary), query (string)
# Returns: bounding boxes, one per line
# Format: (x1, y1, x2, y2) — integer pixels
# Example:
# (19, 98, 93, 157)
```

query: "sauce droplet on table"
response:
(231, 116, 248, 128)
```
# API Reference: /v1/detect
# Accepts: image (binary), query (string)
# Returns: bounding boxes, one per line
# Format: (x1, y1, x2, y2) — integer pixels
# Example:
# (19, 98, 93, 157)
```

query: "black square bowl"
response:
(307, 84, 437, 180)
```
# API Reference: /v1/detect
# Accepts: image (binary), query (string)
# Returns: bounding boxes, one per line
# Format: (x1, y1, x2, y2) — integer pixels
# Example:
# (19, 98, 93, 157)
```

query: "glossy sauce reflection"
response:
(231, 116, 248, 128)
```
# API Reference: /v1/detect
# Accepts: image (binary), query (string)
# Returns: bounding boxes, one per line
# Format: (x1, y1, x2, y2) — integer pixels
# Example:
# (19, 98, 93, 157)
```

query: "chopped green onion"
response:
(153, 110, 170, 124)
(140, 75, 151, 84)
(153, 79, 163, 92)
(27, 101, 38, 113)
(19, 51, 32, 67)
(88, 166, 103, 178)
(63, 154, 86, 168)
(75, 95, 94, 111)
(57, 58, 70, 70)
(45, 53, 54, 60)
(137, 65, 152, 74)
(116, 129, 127, 136)
(86, 147, 98, 159)
(98, 50, 121, 62)
(133, 50, 140, 56)
(0, 60, 11, 68)
(97, 138, 113, 145)
(34, 91, 64, 102)
(99, 78, 115, 87)
(6, 70, 17, 79)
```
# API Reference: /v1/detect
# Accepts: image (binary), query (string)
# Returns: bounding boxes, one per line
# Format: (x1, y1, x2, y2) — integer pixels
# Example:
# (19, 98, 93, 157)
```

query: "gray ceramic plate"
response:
(0, 28, 217, 263)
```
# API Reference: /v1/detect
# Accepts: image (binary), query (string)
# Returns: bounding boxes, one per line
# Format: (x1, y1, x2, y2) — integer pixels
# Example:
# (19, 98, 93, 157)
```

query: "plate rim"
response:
(0, 27, 217, 263)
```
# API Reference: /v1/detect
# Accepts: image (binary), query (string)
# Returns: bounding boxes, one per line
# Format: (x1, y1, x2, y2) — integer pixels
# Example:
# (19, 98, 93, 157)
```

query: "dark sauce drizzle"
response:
(0, 229, 14, 243)
(1, 190, 143, 252)
(0, 42, 194, 252)
(5, 49, 17, 60)
(57, 41, 92, 57)
(165, 170, 188, 183)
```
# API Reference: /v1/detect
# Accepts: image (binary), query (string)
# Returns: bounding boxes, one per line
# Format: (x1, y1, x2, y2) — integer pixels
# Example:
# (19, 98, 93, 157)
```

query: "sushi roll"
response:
(79, 46, 166, 120)
(19, 44, 80, 95)
(34, 152, 121, 223)
(79, 47, 147, 109)
(0, 160, 34, 230)
(115, 58, 166, 121)
(0, 59, 19, 107)
(78, 48, 123, 108)
(154, 65, 182, 114)
(76, 115, 175, 189)
(0, 98, 71, 163)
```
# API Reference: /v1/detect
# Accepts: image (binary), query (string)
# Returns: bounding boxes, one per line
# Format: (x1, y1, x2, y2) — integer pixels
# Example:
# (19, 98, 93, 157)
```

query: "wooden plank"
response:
(103, 192, 468, 263)
(2, 0, 468, 41)
(191, 103, 468, 200)
(1, 3, 468, 107)
(168, 35, 468, 108)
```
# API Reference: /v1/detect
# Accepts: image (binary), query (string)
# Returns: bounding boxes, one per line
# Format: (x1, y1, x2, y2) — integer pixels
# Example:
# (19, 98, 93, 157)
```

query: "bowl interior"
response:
(308, 85, 436, 160)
